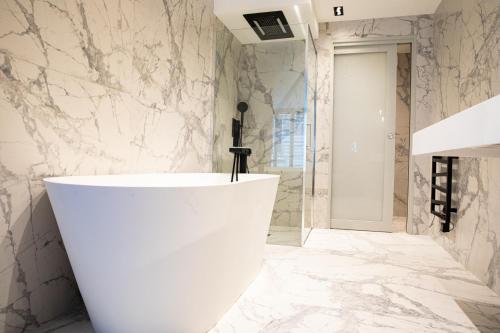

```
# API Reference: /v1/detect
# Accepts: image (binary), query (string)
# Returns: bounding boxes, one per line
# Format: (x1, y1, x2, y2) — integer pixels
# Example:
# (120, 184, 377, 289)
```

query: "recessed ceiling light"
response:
(333, 6, 344, 16)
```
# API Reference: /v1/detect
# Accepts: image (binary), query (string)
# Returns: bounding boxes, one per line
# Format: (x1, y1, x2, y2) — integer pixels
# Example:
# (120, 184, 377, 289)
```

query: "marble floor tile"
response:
(33, 229, 500, 333)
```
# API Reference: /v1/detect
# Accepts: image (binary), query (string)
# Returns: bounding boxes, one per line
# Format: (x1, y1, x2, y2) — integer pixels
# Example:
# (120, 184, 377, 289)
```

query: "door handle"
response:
(387, 133, 395, 140)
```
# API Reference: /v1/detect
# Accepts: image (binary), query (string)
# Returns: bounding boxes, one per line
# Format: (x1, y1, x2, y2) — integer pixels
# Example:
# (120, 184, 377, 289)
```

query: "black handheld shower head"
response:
(237, 102, 248, 113)
(236, 102, 248, 148)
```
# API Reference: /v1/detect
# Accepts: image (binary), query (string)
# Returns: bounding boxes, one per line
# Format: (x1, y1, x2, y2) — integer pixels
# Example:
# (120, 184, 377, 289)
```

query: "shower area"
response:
(213, 19, 317, 246)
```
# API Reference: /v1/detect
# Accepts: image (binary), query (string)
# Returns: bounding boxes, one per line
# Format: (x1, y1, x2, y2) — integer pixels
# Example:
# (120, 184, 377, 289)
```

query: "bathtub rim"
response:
(43, 172, 279, 189)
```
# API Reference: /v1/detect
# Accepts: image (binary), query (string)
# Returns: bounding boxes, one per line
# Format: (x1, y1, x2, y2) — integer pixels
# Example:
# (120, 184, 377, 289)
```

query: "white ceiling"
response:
(312, 0, 441, 22)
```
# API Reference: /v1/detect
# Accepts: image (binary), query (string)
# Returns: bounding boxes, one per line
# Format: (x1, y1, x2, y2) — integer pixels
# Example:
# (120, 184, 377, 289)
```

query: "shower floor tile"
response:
(267, 226, 302, 246)
(34, 229, 500, 332)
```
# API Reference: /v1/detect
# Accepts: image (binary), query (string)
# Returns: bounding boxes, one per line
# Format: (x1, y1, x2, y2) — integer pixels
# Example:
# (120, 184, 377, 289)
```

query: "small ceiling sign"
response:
(333, 6, 344, 16)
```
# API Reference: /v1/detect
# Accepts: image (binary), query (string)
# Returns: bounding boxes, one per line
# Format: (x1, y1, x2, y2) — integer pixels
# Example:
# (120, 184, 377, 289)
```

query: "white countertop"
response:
(412, 95, 500, 158)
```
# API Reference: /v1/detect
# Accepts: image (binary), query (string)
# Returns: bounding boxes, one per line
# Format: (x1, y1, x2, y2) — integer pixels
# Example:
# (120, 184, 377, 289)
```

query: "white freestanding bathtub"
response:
(44, 173, 279, 333)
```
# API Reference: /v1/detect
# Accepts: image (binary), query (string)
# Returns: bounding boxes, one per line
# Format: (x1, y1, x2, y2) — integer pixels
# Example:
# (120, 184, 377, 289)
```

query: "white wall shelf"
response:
(412, 95, 500, 158)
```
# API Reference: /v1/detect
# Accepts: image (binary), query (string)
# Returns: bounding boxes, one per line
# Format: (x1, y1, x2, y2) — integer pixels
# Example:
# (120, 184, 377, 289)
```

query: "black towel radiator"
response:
(430, 156, 458, 232)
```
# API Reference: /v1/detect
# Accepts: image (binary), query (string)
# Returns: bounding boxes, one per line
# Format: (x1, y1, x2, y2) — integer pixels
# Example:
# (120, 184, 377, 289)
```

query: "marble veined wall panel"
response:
(415, 0, 500, 295)
(237, 41, 306, 229)
(213, 19, 242, 173)
(0, 0, 214, 330)
(394, 52, 411, 218)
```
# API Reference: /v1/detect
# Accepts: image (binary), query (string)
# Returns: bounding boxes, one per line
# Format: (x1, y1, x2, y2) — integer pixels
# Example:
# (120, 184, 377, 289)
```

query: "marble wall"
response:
(0, 0, 214, 331)
(412, 0, 500, 295)
(239, 41, 306, 229)
(238, 41, 305, 171)
(213, 35, 307, 230)
(213, 19, 241, 173)
(0, 0, 497, 329)
(394, 52, 411, 217)
(313, 16, 435, 228)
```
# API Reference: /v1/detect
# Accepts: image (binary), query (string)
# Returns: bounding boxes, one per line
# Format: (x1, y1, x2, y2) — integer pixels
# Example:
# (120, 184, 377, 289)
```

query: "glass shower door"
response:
(212, 21, 313, 246)
(302, 28, 317, 244)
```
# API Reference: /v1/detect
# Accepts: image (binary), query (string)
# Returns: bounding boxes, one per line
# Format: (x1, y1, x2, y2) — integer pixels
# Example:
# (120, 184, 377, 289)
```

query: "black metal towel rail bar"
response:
(430, 156, 458, 232)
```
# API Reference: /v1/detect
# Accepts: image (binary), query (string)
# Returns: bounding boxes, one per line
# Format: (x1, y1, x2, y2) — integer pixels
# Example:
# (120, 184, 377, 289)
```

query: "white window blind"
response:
(272, 111, 305, 168)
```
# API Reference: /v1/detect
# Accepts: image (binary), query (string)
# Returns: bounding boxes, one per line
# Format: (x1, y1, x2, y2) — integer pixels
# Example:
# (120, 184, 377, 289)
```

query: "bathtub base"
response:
(45, 173, 279, 333)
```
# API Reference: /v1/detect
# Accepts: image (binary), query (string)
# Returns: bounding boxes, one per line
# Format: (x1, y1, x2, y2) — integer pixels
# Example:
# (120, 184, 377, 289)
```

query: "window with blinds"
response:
(272, 111, 305, 168)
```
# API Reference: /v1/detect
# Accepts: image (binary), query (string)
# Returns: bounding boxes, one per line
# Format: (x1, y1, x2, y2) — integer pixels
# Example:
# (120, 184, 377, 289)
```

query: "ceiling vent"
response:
(243, 11, 294, 40)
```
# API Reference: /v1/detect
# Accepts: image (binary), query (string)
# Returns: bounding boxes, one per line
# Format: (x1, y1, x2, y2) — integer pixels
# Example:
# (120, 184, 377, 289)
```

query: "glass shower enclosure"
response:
(213, 20, 317, 246)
